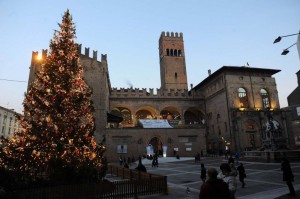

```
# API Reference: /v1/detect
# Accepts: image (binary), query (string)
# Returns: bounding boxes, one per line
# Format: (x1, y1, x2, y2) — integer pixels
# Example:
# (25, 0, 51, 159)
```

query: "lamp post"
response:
(273, 31, 300, 55)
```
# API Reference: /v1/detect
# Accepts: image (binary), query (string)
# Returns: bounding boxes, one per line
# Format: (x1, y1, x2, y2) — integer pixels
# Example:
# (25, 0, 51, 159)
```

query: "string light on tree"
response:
(0, 9, 106, 182)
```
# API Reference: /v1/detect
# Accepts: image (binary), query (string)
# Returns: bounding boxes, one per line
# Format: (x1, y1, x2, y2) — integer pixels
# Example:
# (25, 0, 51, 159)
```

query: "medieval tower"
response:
(159, 32, 188, 90)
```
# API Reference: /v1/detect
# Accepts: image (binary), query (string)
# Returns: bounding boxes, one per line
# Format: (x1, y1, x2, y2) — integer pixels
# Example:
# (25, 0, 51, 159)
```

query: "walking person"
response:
(229, 163, 237, 177)
(281, 157, 296, 196)
(234, 152, 240, 165)
(200, 163, 207, 183)
(237, 163, 246, 188)
(218, 163, 237, 199)
(228, 155, 234, 165)
(199, 168, 230, 199)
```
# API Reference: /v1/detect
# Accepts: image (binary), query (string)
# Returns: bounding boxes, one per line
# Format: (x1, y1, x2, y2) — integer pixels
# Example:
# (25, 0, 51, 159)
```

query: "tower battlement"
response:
(31, 49, 48, 66)
(110, 87, 199, 98)
(160, 31, 183, 42)
(78, 44, 107, 62)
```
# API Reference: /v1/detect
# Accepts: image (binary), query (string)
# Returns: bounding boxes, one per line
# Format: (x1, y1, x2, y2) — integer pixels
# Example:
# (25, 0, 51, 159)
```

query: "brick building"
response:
(28, 32, 291, 161)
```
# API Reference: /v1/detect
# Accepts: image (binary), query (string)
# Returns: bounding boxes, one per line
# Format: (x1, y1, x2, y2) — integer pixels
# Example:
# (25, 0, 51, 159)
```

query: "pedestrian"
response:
(119, 155, 123, 166)
(224, 150, 229, 160)
(235, 152, 240, 164)
(229, 163, 237, 177)
(127, 156, 131, 166)
(218, 163, 237, 199)
(200, 163, 207, 183)
(281, 157, 296, 196)
(228, 155, 234, 165)
(195, 152, 201, 163)
(152, 154, 158, 167)
(199, 168, 230, 199)
(135, 156, 147, 172)
(237, 163, 246, 188)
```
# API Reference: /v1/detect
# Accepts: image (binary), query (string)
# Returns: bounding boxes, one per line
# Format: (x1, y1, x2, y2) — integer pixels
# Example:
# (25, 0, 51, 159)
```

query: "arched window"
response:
(238, 88, 249, 108)
(260, 88, 270, 108)
(166, 49, 170, 56)
(178, 50, 182, 56)
(174, 49, 178, 56)
(175, 72, 177, 79)
(170, 49, 174, 56)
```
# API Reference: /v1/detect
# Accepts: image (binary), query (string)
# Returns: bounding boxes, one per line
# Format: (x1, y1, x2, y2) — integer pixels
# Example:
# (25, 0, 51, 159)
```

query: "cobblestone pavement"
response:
(108, 156, 300, 199)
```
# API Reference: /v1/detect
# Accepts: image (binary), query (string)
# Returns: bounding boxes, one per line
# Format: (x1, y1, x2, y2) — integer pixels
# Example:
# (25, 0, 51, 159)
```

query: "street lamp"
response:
(273, 31, 300, 55)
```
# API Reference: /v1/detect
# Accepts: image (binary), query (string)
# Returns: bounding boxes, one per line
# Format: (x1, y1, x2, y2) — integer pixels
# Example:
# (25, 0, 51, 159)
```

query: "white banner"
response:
(138, 119, 173, 128)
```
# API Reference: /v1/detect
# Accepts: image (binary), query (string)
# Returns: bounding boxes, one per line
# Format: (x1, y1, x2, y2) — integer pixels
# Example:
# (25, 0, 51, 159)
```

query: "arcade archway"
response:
(148, 137, 163, 156)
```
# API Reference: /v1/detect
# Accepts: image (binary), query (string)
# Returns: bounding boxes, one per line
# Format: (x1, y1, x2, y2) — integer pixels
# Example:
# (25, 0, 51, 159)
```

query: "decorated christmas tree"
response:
(0, 10, 106, 183)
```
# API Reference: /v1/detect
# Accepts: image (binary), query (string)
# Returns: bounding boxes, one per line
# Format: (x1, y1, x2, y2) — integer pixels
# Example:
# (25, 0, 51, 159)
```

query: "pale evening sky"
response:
(0, 0, 299, 113)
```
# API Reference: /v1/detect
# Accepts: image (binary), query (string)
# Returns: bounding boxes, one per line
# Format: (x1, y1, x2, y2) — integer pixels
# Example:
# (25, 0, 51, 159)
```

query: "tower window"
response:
(178, 50, 182, 56)
(174, 49, 178, 56)
(166, 49, 170, 56)
(170, 49, 174, 56)
(175, 72, 177, 79)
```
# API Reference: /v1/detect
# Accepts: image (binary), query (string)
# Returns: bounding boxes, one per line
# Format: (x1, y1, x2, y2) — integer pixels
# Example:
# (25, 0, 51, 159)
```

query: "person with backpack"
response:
(218, 163, 237, 199)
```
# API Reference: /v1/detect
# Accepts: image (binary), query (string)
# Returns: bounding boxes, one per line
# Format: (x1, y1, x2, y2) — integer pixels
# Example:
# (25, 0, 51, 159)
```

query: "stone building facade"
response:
(191, 67, 292, 154)
(0, 106, 22, 139)
(282, 70, 300, 148)
(28, 31, 290, 161)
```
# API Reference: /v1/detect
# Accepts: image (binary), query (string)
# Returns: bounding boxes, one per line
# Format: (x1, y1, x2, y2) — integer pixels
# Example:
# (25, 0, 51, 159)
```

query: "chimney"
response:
(208, 69, 211, 76)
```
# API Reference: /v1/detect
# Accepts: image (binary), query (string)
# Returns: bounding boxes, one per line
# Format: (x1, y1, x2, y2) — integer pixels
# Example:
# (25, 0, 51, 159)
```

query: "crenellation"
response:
(109, 87, 195, 98)
(150, 88, 154, 96)
(78, 44, 82, 54)
(85, 47, 89, 57)
(101, 54, 107, 62)
(31, 51, 38, 64)
(93, 50, 97, 60)
(31, 49, 47, 66)
(160, 31, 182, 39)
(42, 49, 48, 58)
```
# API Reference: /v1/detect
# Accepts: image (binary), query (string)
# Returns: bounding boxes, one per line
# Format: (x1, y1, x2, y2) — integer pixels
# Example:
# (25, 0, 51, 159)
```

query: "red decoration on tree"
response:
(0, 10, 106, 182)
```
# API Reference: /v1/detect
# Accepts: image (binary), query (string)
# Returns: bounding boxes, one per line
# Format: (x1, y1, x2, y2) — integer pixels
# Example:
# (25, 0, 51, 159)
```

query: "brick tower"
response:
(159, 32, 188, 90)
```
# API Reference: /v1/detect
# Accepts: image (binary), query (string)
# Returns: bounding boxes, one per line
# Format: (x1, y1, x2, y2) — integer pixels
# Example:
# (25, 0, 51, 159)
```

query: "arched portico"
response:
(160, 106, 181, 120)
(184, 107, 205, 124)
(148, 136, 163, 156)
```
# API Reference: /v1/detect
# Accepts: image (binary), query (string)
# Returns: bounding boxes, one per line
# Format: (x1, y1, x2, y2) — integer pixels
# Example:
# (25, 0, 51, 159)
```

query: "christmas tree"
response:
(0, 10, 106, 183)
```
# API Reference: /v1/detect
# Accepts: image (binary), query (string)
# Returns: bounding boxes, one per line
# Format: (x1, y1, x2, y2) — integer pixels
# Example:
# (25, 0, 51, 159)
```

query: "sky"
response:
(0, 0, 300, 113)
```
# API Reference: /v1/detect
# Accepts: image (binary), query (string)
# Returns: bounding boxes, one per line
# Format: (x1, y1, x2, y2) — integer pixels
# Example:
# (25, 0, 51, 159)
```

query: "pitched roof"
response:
(193, 66, 281, 90)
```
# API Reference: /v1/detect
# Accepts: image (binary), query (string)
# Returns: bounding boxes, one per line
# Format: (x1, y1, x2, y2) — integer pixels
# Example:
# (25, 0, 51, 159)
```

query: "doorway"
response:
(148, 137, 163, 156)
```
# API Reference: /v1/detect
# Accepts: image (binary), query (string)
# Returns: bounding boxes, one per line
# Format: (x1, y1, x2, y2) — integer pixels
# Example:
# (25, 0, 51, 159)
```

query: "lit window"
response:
(238, 88, 249, 108)
(260, 88, 270, 108)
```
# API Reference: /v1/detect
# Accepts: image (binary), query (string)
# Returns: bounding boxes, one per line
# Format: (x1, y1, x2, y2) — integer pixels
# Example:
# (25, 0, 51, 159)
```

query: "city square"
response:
(1, 1, 300, 198)
(114, 156, 300, 199)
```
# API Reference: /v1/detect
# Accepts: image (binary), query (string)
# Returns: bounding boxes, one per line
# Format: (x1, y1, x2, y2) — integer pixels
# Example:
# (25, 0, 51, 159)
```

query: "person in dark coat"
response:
(228, 155, 234, 165)
(281, 157, 295, 196)
(199, 168, 230, 199)
(135, 156, 147, 172)
(236, 163, 246, 188)
(200, 163, 207, 183)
